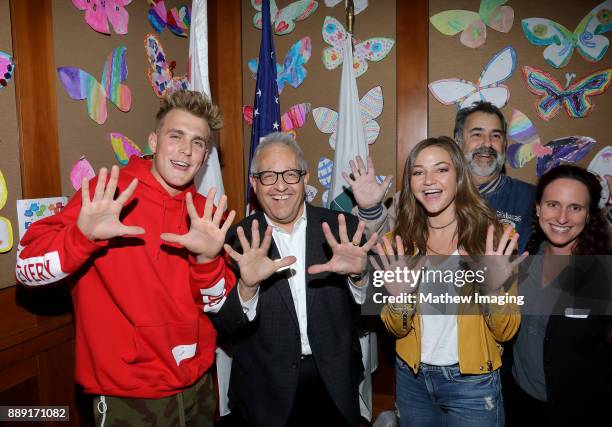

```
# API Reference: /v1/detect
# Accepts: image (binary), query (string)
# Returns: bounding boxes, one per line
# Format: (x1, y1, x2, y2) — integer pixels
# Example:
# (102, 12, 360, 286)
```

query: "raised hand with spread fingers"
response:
(161, 187, 236, 263)
(371, 235, 425, 297)
(223, 219, 296, 301)
(459, 225, 529, 295)
(342, 155, 392, 209)
(77, 165, 145, 241)
(307, 214, 378, 283)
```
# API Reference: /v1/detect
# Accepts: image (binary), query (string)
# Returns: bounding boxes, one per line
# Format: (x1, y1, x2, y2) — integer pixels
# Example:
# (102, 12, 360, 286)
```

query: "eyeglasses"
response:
(251, 169, 306, 186)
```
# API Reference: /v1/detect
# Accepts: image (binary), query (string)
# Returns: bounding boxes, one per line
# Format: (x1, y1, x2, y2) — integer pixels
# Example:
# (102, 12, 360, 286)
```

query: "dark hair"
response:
(394, 136, 502, 255)
(453, 101, 507, 145)
(527, 165, 611, 255)
(155, 90, 223, 148)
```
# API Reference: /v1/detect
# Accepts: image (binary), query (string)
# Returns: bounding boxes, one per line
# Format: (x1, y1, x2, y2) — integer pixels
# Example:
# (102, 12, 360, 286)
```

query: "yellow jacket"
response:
(381, 281, 520, 375)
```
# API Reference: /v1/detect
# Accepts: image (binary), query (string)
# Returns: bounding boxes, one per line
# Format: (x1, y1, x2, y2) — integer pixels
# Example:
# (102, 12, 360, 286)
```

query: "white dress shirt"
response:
(239, 204, 368, 355)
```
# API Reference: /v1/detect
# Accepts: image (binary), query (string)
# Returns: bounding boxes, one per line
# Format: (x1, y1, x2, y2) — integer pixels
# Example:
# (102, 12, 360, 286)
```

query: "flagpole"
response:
(245, 0, 281, 214)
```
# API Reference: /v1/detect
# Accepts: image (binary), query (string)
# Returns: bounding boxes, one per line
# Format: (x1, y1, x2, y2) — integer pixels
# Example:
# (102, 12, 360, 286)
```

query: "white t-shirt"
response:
(420, 251, 461, 366)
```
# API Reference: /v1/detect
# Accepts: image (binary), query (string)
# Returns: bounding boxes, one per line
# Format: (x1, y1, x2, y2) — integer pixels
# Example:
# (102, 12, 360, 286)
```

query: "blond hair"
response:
(155, 90, 223, 142)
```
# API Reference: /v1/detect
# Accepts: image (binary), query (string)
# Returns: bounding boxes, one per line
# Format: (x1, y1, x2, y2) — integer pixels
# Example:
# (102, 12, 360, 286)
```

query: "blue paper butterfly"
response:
(248, 36, 312, 93)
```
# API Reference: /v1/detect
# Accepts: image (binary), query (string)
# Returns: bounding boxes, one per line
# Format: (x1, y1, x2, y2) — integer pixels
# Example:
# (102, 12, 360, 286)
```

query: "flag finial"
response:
(346, 0, 355, 34)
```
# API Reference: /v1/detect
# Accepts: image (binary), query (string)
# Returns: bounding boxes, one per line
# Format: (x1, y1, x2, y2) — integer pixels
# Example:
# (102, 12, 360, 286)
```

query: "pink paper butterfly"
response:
(70, 157, 96, 191)
(243, 103, 311, 140)
(0, 51, 15, 88)
(72, 0, 132, 35)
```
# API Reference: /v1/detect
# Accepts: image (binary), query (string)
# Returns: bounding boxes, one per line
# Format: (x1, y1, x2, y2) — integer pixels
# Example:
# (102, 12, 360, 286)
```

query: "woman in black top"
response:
(506, 165, 611, 426)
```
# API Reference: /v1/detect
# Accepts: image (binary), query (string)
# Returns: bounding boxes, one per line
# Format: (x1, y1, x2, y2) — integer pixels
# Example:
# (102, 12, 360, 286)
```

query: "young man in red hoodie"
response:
(16, 90, 236, 426)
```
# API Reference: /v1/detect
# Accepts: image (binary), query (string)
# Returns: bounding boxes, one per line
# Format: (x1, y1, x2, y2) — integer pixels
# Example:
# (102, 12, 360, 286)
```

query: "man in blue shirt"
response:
(348, 101, 534, 253)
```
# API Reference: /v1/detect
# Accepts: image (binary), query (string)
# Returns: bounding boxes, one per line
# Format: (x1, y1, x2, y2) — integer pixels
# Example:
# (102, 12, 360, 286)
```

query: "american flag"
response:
(246, 0, 281, 214)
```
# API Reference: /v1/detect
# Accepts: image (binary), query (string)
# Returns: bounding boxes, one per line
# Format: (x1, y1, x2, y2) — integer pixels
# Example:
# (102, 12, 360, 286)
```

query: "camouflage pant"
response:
(93, 372, 216, 427)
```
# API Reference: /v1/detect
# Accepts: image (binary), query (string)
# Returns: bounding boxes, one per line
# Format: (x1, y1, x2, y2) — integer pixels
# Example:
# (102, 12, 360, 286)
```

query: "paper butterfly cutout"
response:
(0, 169, 13, 253)
(148, 0, 190, 37)
(507, 109, 597, 177)
(430, 0, 514, 49)
(251, 0, 318, 35)
(145, 34, 189, 98)
(248, 36, 312, 93)
(72, 0, 132, 35)
(312, 86, 383, 149)
(70, 157, 96, 191)
(322, 16, 395, 78)
(317, 157, 385, 207)
(0, 51, 15, 88)
(325, 0, 368, 15)
(110, 132, 152, 165)
(521, 0, 612, 68)
(429, 46, 516, 109)
(305, 185, 318, 203)
(243, 103, 311, 140)
(57, 46, 131, 125)
(587, 146, 612, 208)
(522, 65, 612, 120)
(318, 157, 334, 207)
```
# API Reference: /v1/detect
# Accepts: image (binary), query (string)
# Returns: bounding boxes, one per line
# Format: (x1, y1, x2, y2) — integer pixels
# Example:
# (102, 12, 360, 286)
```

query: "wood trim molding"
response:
(209, 0, 245, 217)
(396, 0, 428, 182)
(10, 0, 61, 198)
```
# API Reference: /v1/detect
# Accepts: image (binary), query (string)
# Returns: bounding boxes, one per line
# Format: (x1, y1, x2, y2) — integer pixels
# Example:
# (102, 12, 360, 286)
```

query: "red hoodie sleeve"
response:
(185, 194, 237, 313)
(15, 183, 107, 286)
(189, 251, 236, 314)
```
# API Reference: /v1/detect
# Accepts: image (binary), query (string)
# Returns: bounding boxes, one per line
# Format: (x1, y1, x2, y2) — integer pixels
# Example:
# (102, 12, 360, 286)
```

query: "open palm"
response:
(161, 188, 236, 263)
(459, 225, 528, 294)
(224, 220, 296, 297)
(343, 156, 392, 209)
(77, 166, 144, 241)
(308, 214, 377, 276)
(371, 235, 424, 297)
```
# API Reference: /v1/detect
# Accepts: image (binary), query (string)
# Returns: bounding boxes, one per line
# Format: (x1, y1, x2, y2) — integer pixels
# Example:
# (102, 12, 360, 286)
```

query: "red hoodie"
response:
(16, 157, 235, 398)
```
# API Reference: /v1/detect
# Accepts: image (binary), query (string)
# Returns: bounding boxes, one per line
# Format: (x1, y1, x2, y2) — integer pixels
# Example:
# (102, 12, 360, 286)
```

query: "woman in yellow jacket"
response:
(373, 137, 525, 426)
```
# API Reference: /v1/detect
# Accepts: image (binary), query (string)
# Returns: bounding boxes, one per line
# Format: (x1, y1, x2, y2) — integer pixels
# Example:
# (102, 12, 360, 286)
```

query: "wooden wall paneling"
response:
(2, 1, 81, 425)
(36, 337, 81, 425)
(209, 0, 245, 217)
(372, 0, 429, 418)
(396, 0, 428, 182)
(10, 0, 61, 198)
(0, 285, 37, 338)
(0, 356, 38, 393)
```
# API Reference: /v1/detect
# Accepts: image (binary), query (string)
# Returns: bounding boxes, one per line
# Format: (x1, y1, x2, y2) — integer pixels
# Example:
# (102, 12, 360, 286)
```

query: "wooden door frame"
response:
(396, 0, 428, 185)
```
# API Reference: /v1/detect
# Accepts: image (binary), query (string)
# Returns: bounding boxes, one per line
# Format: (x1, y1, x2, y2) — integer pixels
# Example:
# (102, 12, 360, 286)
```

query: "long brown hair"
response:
(527, 165, 611, 255)
(394, 137, 502, 255)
